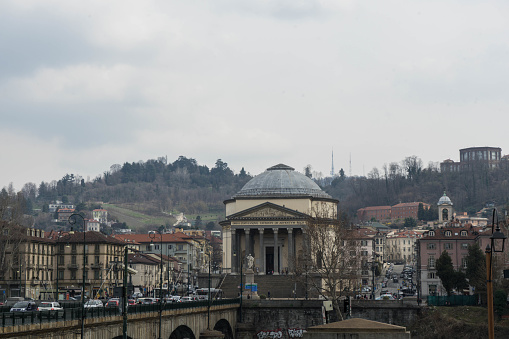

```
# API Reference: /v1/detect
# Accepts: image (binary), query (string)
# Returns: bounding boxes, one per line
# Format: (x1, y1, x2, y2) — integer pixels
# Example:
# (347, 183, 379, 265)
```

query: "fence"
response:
(1, 298, 240, 327)
(426, 295, 476, 306)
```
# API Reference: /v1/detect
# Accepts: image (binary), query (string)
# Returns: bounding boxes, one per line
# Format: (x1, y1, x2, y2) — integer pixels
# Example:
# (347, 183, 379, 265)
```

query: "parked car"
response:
(5, 297, 25, 307)
(106, 299, 120, 308)
(10, 301, 38, 312)
(376, 294, 395, 300)
(128, 299, 136, 306)
(84, 300, 104, 308)
(181, 296, 198, 302)
(132, 292, 143, 299)
(37, 301, 63, 311)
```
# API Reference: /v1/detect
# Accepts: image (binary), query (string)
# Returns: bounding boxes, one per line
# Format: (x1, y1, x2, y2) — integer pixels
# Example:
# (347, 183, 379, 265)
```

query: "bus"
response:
(196, 288, 223, 300)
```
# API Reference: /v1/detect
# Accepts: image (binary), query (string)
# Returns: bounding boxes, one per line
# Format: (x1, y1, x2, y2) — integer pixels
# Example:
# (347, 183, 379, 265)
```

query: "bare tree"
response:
(294, 203, 359, 320)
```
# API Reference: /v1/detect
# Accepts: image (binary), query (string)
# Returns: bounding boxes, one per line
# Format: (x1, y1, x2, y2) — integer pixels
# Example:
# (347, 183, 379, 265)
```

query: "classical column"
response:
(244, 228, 251, 259)
(288, 228, 294, 272)
(273, 228, 279, 275)
(231, 228, 237, 273)
(258, 228, 265, 274)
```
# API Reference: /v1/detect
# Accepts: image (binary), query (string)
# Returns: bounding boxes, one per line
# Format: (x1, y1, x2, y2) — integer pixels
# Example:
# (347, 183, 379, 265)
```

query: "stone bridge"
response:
(0, 302, 238, 339)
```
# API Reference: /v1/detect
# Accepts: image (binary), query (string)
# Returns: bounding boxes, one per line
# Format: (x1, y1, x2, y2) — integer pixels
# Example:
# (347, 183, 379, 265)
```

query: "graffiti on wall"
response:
(256, 328, 305, 339)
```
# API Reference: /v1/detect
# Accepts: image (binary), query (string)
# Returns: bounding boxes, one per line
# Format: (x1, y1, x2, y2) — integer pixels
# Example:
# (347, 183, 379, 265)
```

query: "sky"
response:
(2, 0, 509, 191)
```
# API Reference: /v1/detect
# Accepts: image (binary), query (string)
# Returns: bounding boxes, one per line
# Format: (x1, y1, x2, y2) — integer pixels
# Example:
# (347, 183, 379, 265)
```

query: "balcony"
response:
(68, 264, 79, 270)
(91, 262, 103, 269)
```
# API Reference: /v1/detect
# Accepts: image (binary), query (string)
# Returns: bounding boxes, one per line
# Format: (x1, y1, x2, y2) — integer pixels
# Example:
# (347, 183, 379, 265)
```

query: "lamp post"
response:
(486, 208, 506, 339)
(69, 213, 86, 339)
(149, 231, 163, 339)
(207, 249, 211, 329)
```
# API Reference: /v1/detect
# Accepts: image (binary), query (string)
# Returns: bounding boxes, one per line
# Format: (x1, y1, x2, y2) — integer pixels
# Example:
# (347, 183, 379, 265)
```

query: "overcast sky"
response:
(2, 0, 509, 191)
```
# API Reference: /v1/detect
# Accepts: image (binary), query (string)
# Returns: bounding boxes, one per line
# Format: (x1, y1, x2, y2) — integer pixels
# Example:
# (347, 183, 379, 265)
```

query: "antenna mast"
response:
(330, 148, 335, 176)
(349, 153, 352, 177)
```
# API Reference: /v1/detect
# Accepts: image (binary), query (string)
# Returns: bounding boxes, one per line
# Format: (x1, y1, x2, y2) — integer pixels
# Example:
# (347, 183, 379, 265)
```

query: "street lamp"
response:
(68, 212, 86, 339)
(486, 208, 506, 339)
(149, 231, 164, 339)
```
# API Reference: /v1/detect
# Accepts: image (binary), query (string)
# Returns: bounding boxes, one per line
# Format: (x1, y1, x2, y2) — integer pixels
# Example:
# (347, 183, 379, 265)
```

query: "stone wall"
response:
(238, 300, 325, 339)
(351, 300, 421, 327)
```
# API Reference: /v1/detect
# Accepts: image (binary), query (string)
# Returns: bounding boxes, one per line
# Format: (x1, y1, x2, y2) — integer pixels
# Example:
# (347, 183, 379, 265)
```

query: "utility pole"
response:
(123, 246, 128, 339)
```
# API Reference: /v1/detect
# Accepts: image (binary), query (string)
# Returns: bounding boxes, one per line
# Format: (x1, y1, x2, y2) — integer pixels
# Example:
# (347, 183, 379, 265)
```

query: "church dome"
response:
(438, 192, 453, 206)
(233, 164, 332, 199)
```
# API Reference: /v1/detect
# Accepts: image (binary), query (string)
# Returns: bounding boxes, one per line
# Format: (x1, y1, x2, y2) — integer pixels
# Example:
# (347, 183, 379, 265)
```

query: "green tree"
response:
(465, 243, 486, 294)
(404, 217, 417, 228)
(494, 290, 507, 319)
(206, 221, 215, 230)
(195, 216, 202, 228)
(417, 203, 425, 220)
(436, 250, 456, 295)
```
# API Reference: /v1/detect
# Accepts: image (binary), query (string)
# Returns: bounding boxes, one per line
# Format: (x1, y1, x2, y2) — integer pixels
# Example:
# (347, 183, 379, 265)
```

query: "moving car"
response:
(106, 299, 120, 307)
(37, 301, 63, 311)
(84, 300, 104, 308)
(10, 301, 38, 312)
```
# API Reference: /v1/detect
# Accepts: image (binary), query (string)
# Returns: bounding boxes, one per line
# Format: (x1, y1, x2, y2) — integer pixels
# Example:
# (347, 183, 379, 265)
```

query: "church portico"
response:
(227, 224, 304, 275)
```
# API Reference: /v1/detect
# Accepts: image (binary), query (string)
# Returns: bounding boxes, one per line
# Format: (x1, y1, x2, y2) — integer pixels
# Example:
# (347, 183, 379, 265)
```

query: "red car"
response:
(106, 299, 119, 307)
(128, 299, 136, 306)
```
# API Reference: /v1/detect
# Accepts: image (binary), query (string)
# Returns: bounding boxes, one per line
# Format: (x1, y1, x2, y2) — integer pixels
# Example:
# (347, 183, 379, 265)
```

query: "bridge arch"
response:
(213, 319, 234, 339)
(169, 325, 196, 339)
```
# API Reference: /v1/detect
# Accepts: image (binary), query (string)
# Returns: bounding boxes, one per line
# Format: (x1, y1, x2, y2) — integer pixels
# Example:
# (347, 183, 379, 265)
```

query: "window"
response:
(95, 256, 100, 264)
(461, 231, 467, 236)
(177, 245, 184, 251)
(429, 231, 435, 236)
(71, 271, 77, 280)
(59, 244, 65, 252)
(462, 257, 467, 269)
(94, 270, 101, 280)
(168, 245, 172, 249)
(445, 231, 452, 237)
(72, 244, 77, 252)
(72, 256, 77, 265)
(361, 251, 368, 256)
(58, 270, 64, 280)
(427, 272, 436, 279)
(84, 270, 88, 280)
(95, 244, 100, 253)
(428, 256, 435, 268)
(361, 240, 368, 246)
(461, 243, 468, 249)
(445, 243, 453, 250)
(427, 243, 436, 250)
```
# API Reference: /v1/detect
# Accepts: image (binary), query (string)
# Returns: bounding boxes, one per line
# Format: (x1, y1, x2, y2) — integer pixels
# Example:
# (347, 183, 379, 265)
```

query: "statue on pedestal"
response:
(246, 254, 254, 270)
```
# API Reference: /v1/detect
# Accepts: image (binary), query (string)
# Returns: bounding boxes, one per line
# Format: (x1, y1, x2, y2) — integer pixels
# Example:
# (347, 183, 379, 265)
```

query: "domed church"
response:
(220, 164, 338, 275)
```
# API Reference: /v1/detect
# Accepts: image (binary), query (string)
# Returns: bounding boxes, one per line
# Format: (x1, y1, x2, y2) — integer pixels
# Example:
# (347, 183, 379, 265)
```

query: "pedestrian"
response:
(268, 291, 271, 299)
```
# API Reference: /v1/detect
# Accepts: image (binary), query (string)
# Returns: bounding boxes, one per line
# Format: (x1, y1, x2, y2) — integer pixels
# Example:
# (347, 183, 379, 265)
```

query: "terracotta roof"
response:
(358, 206, 391, 211)
(56, 231, 125, 245)
(113, 233, 189, 244)
(392, 202, 426, 208)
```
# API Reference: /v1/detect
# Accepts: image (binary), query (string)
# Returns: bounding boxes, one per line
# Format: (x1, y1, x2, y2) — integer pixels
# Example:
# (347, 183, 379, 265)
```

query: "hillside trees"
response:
(436, 250, 468, 295)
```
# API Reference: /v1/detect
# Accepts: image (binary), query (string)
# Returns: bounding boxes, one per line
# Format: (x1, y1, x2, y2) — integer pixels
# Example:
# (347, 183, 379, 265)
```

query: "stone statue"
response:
(246, 254, 254, 269)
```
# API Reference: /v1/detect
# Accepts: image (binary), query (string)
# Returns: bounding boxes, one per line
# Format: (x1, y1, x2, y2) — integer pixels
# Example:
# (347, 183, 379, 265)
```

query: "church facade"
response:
(220, 164, 338, 275)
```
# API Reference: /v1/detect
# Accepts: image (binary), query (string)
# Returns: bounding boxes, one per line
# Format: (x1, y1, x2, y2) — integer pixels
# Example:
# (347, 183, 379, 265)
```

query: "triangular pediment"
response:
(228, 202, 308, 220)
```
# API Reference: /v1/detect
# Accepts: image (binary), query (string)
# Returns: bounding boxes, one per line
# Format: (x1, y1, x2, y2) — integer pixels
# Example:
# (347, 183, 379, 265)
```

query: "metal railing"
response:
(0, 298, 240, 327)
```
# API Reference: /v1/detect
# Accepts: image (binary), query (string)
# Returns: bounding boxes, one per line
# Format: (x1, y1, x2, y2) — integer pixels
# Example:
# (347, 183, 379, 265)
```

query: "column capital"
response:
(272, 228, 279, 233)
(258, 228, 265, 233)
(287, 228, 293, 234)
(244, 228, 251, 233)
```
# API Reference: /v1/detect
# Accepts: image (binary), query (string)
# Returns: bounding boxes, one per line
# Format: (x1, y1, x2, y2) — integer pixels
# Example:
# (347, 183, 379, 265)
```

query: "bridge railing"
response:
(0, 298, 240, 327)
